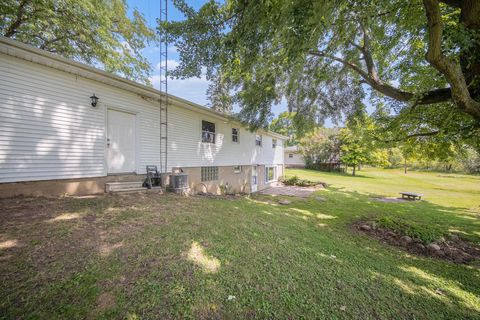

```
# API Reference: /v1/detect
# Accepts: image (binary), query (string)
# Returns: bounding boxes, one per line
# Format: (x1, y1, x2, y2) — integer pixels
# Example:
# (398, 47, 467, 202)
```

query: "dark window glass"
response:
(232, 128, 239, 142)
(255, 134, 262, 146)
(202, 121, 216, 143)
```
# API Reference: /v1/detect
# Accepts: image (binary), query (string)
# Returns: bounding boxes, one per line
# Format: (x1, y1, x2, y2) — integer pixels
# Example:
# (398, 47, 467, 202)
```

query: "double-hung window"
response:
(272, 139, 277, 148)
(232, 128, 239, 143)
(202, 120, 216, 143)
(255, 134, 262, 146)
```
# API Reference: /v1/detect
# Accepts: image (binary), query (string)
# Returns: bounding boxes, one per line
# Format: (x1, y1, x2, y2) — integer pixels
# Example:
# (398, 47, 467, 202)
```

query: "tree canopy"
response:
(1, 0, 156, 84)
(163, 0, 479, 148)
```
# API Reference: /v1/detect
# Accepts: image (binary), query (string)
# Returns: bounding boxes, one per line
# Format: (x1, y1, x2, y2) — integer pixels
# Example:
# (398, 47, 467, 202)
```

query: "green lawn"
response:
(0, 168, 479, 319)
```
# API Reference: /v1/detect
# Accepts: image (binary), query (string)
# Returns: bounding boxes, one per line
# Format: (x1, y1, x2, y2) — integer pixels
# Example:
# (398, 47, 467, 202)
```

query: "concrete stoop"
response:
(105, 181, 163, 194)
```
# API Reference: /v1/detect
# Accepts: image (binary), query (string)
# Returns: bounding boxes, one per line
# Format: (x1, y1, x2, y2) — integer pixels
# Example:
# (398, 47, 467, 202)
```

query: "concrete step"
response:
(106, 182, 165, 194)
(106, 181, 144, 192)
(111, 187, 148, 194)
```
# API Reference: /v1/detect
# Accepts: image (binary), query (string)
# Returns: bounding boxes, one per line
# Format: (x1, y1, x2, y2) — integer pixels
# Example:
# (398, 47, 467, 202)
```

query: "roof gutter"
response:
(0, 36, 288, 140)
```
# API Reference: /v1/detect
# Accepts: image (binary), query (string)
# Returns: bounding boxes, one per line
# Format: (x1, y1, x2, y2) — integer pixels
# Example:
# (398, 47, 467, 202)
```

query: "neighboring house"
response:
(0, 37, 286, 197)
(284, 146, 306, 168)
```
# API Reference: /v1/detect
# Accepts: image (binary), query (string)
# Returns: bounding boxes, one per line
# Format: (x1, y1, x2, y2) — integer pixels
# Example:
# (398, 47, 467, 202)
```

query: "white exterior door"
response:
(251, 165, 258, 192)
(107, 109, 136, 173)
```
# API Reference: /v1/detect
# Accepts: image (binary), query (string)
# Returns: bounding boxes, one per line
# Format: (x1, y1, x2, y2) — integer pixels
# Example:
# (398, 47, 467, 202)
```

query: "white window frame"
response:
(233, 165, 242, 173)
(232, 128, 239, 143)
(201, 120, 216, 144)
(255, 134, 262, 147)
(265, 166, 277, 182)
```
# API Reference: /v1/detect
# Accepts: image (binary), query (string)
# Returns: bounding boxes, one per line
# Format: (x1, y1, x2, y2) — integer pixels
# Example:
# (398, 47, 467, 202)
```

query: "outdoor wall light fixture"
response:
(90, 94, 99, 107)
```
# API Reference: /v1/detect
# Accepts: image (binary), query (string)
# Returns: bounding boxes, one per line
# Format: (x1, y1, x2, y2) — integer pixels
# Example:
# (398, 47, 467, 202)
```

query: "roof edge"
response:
(0, 36, 288, 140)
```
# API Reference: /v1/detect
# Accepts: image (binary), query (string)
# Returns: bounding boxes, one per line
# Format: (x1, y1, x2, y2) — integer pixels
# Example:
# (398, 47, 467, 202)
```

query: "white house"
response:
(284, 146, 306, 168)
(0, 37, 286, 197)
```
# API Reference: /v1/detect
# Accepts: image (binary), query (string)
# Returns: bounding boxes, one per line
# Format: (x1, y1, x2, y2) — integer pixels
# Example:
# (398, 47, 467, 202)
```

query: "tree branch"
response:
(359, 22, 380, 82)
(439, 0, 462, 8)
(423, 0, 480, 120)
(308, 50, 451, 104)
(3, 0, 29, 37)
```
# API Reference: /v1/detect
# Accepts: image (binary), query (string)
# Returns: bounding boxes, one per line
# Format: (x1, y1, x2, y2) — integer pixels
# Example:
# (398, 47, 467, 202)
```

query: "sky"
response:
(127, 0, 290, 119)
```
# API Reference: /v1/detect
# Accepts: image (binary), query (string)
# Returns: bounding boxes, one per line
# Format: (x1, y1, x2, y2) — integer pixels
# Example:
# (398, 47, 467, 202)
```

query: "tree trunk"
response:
(352, 165, 356, 176)
(3, 0, 29, 38)
(404, 159, 407, 174)
(423, 0, 480, 120)
(459, 0, 480, 103)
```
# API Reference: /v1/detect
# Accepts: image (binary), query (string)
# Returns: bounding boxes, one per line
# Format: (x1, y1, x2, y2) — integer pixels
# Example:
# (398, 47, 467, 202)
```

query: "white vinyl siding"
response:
(0, 53, 160, 183)
(0, 47, 284, 184)
(284, 152, 305, 167)
(166, 106, 284, 169)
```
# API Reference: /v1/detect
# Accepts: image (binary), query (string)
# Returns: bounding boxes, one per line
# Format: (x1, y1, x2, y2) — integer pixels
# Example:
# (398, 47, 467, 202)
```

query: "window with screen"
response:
(202, 121, 216, 143)
(232, 128, 239, 143)
(255, 134, 262, 146)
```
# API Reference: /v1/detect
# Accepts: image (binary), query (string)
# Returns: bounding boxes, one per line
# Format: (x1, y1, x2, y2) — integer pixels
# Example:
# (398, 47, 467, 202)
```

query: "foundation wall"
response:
(0, 164, 284, 198)
(0, 174, 145, 198)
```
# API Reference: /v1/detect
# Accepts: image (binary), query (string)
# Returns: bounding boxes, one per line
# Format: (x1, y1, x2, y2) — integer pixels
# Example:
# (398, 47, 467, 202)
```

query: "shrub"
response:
(284, 175, 299, 185)
(281, 175, 318, 187)
(376, 216, 446, 244)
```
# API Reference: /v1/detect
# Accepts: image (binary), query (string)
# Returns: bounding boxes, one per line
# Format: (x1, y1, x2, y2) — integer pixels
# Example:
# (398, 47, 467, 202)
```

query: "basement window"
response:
(201, 166, 218, 181)
(202, 120, 216, 143)
(233, 165, 242, 173)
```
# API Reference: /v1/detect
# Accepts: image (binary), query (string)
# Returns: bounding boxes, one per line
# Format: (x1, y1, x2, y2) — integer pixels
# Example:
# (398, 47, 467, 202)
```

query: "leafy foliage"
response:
(164, 0, 480, 149)
(0, 0, 156, 84)
(269, 112, 301, 146)
(280, 175, 318, 187)
(299, 128, 341, 166)
(339, 129, 371, 176)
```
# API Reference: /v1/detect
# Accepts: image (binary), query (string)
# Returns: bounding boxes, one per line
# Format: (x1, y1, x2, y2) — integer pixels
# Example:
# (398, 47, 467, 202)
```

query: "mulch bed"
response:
(352, 221, 480, 265)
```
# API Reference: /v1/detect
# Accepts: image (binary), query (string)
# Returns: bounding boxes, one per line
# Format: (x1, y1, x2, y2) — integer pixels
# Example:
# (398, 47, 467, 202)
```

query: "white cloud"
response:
(155, 59, 180, 71)
(150, 74, 210, 106)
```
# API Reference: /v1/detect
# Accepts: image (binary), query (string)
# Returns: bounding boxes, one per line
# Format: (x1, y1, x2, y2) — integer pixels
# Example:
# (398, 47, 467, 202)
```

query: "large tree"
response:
(1, 0, 156, 84)
(163, 0, 479, 146)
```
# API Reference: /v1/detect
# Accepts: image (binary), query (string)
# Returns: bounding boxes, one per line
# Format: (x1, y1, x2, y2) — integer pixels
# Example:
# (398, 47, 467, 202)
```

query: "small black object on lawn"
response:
(399, 192, 423, 200)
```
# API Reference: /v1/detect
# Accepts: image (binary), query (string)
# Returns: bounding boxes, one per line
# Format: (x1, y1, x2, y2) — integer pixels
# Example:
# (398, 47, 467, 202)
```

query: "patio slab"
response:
(259, 185, 322, 198)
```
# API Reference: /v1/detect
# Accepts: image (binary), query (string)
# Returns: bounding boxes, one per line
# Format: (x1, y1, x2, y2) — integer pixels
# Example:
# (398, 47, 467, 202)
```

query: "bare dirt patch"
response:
(95, 292, 116, 311)
(353, 221, 480, 265)
(372, 197, 409, 203)
(260, 185, 324, 198)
